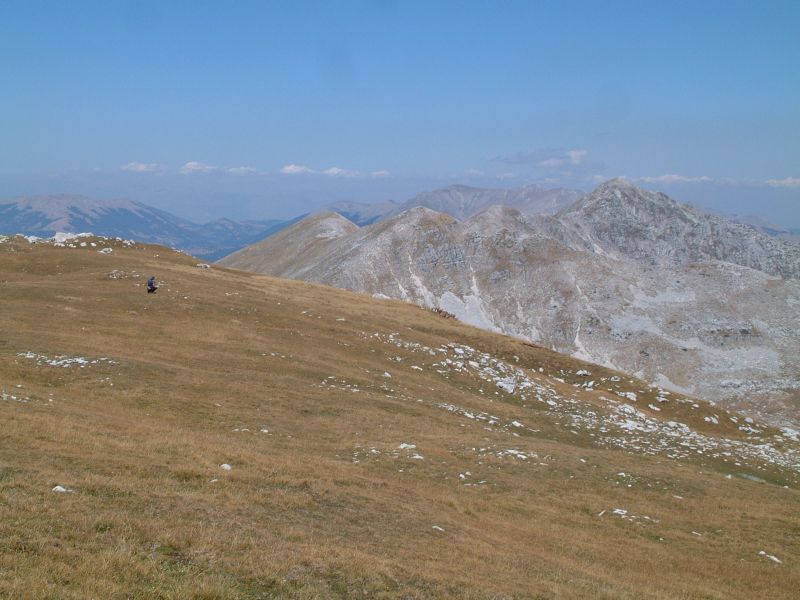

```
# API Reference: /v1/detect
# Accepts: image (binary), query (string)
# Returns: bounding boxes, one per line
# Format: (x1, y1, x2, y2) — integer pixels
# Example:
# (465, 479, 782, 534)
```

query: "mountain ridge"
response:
(394, 183, 585, 220)
(317, 183, 585, 226)
(220, 181, 800, 425)
(557, 179, 800, 278)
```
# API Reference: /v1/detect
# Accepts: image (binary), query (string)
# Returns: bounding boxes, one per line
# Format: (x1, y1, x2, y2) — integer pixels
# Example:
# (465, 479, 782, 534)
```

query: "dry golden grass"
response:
(0, 236, 798, 599)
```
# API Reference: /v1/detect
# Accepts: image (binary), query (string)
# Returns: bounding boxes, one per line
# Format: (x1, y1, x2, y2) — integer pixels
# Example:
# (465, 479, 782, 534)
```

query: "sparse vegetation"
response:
(1, 236, 798, 599)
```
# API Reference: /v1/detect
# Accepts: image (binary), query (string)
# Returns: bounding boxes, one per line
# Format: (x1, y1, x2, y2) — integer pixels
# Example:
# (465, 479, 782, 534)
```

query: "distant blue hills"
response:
(0, 195, 304, 260)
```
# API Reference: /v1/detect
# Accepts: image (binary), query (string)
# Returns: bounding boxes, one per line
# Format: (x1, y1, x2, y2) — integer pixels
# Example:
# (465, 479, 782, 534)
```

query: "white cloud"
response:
(538, 158, 564, 168)
(766, 177, 800, 188)
(280, 164, 315, 175)
(567, 149, 588, 164)
(323, 166, 360, 177)
(180, 161, 216, 175)
(538, 148, 588, 169)
(279, 164, 388, 178)
(227, 166, 260, 176)
(638, 174, 713, 184)
(121, 161, 161, 173)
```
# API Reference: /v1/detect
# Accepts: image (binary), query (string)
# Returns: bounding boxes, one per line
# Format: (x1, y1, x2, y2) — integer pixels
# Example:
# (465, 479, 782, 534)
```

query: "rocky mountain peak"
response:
(465, 204, 527, 233)
(597, 176, 637, 191)
(380, 206, 458, 229)
(572, 178, 683, 216)
(560, 180, 800, 278)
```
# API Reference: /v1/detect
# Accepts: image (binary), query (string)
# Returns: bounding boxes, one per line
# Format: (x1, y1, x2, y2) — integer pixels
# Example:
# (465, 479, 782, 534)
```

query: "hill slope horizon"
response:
(2, 233, 797, 598)
(220, 180, 800, 426)
(0, 194, 301, 260)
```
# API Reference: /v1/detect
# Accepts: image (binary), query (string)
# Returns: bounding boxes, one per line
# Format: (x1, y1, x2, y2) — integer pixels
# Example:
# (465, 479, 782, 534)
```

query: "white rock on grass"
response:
(398, 443, 416, 450)
(758, 550, 782, 564)
(220, 463, 233, 471)
(432, 525, 444, 532)
(52, 485, 71, 493)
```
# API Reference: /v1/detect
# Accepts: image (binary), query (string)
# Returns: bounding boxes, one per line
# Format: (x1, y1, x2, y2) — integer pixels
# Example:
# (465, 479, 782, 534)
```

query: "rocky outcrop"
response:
(558, 179, 800, 278)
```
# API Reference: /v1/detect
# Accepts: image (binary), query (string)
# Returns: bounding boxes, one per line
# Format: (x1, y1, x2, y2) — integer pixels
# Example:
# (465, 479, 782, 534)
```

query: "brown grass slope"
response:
(1, 235, 798, 599)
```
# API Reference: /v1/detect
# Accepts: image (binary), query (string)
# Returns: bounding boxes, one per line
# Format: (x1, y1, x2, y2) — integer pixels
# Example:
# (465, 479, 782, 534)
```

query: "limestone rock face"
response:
(557, 179, 800, 278)
(221, 181, 800, 425)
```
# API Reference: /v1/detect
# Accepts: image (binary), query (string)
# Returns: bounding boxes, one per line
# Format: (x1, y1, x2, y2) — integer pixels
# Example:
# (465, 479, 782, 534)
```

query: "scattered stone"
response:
(758, 550, 782, 564)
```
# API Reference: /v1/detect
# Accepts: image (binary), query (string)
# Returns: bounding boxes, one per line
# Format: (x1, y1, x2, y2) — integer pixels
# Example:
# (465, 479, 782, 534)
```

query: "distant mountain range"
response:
(725, 213, 800, 245)
(394, 183, 584, 220)
(0, 195, 302, 260)
(321, 199, 400, 226)
(323, 183, 583, 226)
(220, 179, 800, 425)
(4, 184, 796, 261)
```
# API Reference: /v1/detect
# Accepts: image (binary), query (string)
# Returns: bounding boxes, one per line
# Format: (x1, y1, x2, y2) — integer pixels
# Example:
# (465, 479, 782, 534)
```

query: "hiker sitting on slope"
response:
(147, 276, 158, 293)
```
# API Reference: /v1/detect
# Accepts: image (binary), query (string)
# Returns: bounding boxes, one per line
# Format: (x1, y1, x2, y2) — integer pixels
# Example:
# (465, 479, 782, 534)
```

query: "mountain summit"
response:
(558, 179, 800, 278)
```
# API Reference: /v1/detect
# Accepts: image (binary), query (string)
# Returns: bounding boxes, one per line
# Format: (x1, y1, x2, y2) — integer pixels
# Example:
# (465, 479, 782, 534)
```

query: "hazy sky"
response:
(2, 0, 798, 224)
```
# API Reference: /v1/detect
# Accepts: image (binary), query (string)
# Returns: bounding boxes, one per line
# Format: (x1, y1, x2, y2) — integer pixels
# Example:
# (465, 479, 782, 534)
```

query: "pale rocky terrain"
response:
(556, 179, 800, 279)
(221, 180, 800, 426)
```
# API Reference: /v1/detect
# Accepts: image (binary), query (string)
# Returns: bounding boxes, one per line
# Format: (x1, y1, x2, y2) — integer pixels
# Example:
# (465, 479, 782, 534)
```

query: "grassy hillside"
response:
(1, 234, 798, 599)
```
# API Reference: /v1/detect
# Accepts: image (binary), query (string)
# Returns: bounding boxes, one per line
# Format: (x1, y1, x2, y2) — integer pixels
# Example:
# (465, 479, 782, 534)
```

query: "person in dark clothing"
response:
(147, 276, 158, 293)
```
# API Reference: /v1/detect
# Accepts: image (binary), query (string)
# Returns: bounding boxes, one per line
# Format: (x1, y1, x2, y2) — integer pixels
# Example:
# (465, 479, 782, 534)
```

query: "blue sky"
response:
(1, 0, 798, 224)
